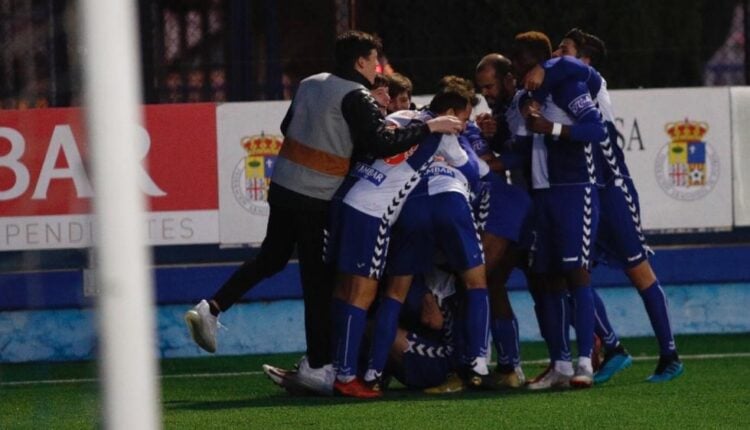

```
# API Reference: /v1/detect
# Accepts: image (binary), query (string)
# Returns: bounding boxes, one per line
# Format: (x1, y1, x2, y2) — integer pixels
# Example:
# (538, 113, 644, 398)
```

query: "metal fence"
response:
(1, 0, 748, 109)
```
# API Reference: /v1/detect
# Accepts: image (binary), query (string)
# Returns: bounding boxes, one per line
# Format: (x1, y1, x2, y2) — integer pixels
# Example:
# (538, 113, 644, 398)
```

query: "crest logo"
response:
(231, 133, 283, 215)
(654, 119, 719, 201)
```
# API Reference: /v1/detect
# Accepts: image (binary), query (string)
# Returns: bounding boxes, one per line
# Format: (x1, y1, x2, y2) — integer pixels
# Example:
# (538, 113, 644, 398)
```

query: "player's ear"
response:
(354, 55, 366, 70)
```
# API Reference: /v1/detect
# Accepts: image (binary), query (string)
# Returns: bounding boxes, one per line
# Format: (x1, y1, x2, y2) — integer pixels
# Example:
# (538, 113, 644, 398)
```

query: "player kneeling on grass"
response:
(265, 269, 463, 395)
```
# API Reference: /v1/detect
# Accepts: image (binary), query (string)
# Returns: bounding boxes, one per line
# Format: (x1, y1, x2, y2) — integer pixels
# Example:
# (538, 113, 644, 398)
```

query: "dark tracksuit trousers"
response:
(212, 183, 334, 368)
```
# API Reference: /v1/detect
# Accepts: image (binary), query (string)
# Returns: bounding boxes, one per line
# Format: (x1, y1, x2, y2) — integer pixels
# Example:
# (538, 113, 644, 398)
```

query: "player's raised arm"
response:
(343, 89, 462, 159)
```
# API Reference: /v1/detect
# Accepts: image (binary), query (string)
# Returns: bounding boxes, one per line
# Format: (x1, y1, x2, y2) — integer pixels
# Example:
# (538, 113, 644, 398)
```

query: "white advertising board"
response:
(730, 87, 750, 226)
(216, 101, 290, 246)
(609, 87, 733, 232)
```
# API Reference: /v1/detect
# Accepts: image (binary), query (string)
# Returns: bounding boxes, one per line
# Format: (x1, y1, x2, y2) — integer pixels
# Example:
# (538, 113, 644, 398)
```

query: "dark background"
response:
(0, 0, 746, 108)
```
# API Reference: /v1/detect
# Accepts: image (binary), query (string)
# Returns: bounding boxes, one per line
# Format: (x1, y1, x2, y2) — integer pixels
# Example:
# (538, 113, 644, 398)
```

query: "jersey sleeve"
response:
(534, 56, 602, 105)
(456, 135, 486, 190)
(342, 88, 431, 159)
(553, 80, 606, 143)
(436, 134, 470, 167)
(462, 121, 491, 157)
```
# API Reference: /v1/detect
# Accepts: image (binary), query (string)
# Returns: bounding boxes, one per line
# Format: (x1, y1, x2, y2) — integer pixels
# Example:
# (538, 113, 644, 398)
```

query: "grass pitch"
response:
(2, 333, 749, 429)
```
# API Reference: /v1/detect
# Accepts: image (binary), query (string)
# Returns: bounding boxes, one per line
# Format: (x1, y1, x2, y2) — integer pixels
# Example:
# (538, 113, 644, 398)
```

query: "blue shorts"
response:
(335, 204, 390, 279)
(530, 184, 600, 274)
(396, 332, 454, 389)
(478, 174, 533, 244)
(595, 177, 651, 269)
(387, 192, 484, 276)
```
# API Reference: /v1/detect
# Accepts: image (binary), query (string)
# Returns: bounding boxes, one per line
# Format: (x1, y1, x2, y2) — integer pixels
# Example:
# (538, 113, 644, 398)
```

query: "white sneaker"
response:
(294, 355, 334, 396)
(262, 364, 312, 396)
(184, 300, 219, 353)
(262, 364, 289, 388)
(526, 368, 571, 390)
(570, 365, 594, 388)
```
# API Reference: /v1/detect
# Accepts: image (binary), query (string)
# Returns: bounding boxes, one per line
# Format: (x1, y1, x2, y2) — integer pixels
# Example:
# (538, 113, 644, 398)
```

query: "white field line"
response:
(3, 352, 749, 387)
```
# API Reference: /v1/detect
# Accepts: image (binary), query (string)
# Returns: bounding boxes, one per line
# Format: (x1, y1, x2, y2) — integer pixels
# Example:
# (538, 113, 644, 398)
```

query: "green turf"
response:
(2, 334, 749, 429)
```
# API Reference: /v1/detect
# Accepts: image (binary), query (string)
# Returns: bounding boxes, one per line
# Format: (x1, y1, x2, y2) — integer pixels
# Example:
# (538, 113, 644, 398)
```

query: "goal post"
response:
(80, 0, 161, 428)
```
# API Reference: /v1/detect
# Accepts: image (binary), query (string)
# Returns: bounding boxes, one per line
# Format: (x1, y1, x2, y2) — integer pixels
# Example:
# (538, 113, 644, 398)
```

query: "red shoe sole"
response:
(334, 381, 382, 399)
(570, 379, 593, 389)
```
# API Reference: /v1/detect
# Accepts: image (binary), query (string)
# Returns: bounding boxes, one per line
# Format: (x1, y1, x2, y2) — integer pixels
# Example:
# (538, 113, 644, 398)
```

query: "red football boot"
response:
(333, 378, 383, 399)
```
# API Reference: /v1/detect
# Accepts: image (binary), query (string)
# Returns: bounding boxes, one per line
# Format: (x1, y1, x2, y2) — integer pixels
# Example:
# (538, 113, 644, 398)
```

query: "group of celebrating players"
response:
(184, 28, 685, 399)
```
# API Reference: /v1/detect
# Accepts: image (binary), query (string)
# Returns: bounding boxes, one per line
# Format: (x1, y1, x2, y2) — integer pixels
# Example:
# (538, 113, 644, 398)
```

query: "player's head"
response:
(578, 31, 606, 68)
(430, 85, 473, 126)
(475, 53, 515, 108)
(554, 28, 607, 68)
(387, 73, 413, 113)
(511, 31, 552, 83)
(335, 30, 383, 85)
(438, 75, 479, 107)
(371, 73, 390, 114)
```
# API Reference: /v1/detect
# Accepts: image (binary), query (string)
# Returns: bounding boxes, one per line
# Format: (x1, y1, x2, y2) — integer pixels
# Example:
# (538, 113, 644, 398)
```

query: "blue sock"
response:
(639, 281, 676, 355)
(332, 299, 367, 382)
(491, 316, 520, 370)
(567, 294, 576, 330)
(367, 297, 402, 375)
(593, 288, 620, 349)
(540, 291, 571, 362)
(572, 285, 595, 359)
(465, 288, 490, 362)
(529, 288, 547, 343)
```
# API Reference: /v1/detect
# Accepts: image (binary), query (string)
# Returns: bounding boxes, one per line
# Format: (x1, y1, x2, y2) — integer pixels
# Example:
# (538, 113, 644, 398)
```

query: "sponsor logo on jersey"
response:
(655, 119, 719, 201)
(424, 165, 456, 178)
(352, 162, 387, 185)
(567, 93, 595, 117)
(231, 133, 282, 215)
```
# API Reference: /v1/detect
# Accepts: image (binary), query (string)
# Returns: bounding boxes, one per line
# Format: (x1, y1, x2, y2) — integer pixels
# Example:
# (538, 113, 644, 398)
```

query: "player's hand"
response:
(475, 112, 497, 137)
(420, 293, 444, 330)
(427, 115, 464, 134)
(520, 99, 542, 119)
(487, 156, 506, 173)
(526, 107, 553, 134)
(524, 64, 545, 91)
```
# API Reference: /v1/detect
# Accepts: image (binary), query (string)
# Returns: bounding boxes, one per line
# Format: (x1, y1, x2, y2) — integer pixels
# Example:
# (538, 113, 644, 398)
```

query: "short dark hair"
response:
(387, 73, 413, 98)
(476, 53, 512, 79)
(437, 75, 479, 107)
(513, 31, 552, 63)
(565, 28, 607, 68)
(373, 73, 389, 89)
(563, 28, 588, 53)
(334, 30, 382, 72)
(430, 87, 473, 115)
